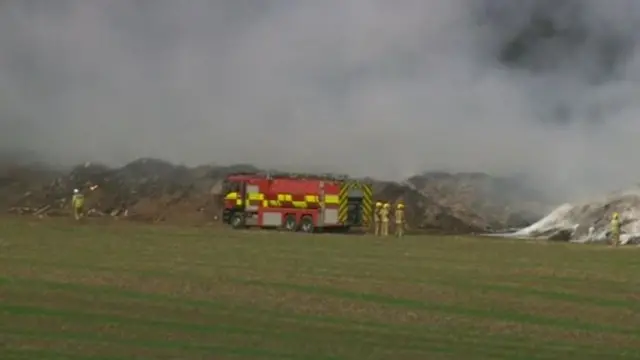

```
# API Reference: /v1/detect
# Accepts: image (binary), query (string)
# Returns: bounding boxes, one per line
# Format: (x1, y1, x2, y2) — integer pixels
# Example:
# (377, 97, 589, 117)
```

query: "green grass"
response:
(1, 218, 640, 359)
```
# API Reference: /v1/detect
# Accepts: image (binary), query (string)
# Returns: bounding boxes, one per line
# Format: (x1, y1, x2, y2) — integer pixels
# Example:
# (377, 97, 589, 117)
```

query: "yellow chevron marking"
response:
(338, 182, 352, 223)
(361, 184, 373, 225)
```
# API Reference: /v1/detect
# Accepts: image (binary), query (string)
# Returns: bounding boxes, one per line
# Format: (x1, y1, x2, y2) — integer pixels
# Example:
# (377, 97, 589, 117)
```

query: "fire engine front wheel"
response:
(300, 215, 314, 233)
(229, 213, 245, 229)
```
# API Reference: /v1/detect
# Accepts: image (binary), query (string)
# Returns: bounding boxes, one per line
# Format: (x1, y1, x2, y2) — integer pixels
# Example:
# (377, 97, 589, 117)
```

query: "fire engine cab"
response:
(221, 172, 373, 232)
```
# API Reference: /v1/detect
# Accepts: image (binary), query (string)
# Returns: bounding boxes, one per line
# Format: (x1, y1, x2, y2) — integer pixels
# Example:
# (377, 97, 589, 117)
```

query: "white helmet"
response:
(73, 188, 79, 194)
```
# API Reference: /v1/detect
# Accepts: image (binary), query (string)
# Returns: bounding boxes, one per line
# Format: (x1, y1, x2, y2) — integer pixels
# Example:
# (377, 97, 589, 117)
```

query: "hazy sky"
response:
(1, 0, 640, 198)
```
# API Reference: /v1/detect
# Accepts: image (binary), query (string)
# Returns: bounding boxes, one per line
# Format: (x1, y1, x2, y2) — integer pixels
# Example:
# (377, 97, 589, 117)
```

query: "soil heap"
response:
(0, 159, 548, 233)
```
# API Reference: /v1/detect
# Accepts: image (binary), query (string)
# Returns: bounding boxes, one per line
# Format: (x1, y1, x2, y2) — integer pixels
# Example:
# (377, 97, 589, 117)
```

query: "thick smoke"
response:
(1, 0, 640, 199)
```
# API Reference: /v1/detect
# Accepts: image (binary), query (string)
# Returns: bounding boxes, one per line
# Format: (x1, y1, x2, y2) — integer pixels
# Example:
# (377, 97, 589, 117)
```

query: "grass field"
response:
(1, 218, 640, 359)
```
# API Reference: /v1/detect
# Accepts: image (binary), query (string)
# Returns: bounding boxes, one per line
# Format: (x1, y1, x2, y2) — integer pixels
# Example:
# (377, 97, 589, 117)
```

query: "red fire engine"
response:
(221, 172, 373, 232)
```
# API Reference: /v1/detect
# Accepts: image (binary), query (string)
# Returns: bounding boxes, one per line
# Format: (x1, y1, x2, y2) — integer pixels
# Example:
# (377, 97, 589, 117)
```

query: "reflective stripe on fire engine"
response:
(338, 182, 373, 225)
(224, 192, 244, 206)
(361, 184, 373, 226)
(226, 192, 340, 209)
(248, 192, 263, 205)
(338, 183, 352, 223)
(324, 195, 339, 205)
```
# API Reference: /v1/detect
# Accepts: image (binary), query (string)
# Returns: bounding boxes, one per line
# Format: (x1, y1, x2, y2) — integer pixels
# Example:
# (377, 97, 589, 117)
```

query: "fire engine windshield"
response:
(223, 180, 241, 193)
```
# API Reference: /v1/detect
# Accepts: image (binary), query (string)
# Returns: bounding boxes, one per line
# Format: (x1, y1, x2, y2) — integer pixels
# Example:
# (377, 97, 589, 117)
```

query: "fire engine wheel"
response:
(229, 213, 245, 229)
(283, 214, 297, 231)
(299, 215, 314, 233)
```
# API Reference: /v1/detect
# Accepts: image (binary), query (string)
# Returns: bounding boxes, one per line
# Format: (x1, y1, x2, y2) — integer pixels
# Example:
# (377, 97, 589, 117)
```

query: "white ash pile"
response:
(501, 187, 640, 245)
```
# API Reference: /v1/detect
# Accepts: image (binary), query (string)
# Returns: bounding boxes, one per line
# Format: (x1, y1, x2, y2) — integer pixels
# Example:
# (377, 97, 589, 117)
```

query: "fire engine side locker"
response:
(243, 184, 261, 226)
(322, 181, 340, 226)
(255, 179, 283, 227)
(258, 210, 284, 227)
(317, 181, 339, 227)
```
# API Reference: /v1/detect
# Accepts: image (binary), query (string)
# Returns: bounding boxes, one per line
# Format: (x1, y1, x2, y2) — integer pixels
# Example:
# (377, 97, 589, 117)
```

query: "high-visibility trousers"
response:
(381, 221, 389, 236)
(73, 206, 84, 220)
(611, 231, 620, 246)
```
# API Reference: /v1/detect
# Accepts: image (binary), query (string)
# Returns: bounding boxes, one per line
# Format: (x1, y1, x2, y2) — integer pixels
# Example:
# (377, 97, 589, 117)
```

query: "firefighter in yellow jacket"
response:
(394, 202, 405, 238)
(374, 201, 382, 235)
(71, 188, 85, 220)
(610, 212, 621, 247)
(380, 202, 390, 236)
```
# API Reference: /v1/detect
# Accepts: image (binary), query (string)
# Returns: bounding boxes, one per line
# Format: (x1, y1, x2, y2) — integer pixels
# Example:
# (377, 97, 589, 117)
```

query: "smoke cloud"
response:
(1, 0, 640, 199)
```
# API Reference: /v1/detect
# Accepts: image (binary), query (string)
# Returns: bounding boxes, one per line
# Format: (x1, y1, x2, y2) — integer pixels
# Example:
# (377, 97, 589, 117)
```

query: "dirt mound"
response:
(406, 172, 550, 230)
(0, 159, 547, 232)
(0, 164, 63, 210)
(3, 159, 224, 224)
(371, 181, 485, 233)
